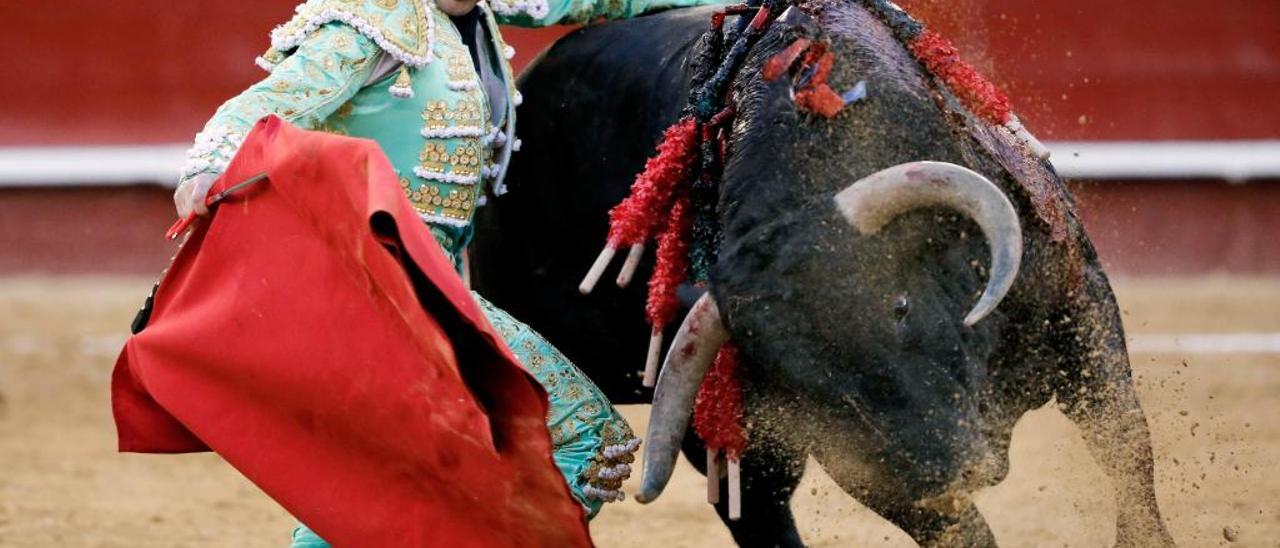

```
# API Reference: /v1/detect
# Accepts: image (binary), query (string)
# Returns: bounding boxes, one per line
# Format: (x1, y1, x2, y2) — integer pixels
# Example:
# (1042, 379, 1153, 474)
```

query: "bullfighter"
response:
(172, 0, 721, 544)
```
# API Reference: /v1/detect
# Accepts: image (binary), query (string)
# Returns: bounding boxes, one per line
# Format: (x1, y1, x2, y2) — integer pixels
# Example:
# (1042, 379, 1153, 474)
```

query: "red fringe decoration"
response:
(693, 345, 747, 459)
(645, 194, 692, 327)
(909, 30, 1013, 125)
(606, 117, 701, 247)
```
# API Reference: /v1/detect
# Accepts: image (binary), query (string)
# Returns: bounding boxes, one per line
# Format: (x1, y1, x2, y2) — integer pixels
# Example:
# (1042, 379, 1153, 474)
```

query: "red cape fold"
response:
(111, 116, 593, 547)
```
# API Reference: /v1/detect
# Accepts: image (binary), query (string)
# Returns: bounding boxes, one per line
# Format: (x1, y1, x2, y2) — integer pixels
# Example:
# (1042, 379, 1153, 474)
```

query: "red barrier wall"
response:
(1, 1, 1276, 144)
(1, 2, 1278, 276)
(902, 0, 1280, 141)
(0, 1, 570, 145)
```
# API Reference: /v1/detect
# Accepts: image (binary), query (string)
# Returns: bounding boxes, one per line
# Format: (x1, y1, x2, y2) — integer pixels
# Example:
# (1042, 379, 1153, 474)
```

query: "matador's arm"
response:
(178, 23, 381, 189)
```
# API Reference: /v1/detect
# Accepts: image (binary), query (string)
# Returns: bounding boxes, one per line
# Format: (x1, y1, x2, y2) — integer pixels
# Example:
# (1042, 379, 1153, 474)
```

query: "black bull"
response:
(473, 3, 1174, 547)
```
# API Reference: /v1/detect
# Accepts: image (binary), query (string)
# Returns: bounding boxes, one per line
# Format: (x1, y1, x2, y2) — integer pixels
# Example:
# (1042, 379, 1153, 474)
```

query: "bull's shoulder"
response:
(517, 7, 715, 126)
(522, 6, 717, 84)
(511, 6, 716, 195)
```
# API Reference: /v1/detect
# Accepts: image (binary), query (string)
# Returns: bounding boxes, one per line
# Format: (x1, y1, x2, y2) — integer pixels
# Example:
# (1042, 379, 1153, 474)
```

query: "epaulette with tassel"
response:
(253, 0, 436, 100)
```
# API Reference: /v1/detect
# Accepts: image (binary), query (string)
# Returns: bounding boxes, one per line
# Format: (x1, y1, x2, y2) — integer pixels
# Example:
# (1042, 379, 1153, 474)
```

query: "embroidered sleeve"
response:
(491, 0, 728, 27)
(179, 23, 380, 184)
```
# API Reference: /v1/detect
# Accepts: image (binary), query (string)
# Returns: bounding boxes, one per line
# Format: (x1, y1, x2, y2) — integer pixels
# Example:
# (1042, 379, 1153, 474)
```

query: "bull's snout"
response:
(906, 427, 1006, 499)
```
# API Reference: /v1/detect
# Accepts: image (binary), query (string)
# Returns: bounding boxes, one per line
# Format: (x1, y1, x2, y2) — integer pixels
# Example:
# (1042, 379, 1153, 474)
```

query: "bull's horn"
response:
(635, 293, 729, 503)
(833, 161, 1022, 327)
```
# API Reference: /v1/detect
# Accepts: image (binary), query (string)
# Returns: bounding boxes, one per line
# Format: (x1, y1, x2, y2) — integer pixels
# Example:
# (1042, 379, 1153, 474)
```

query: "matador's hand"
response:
(174, 173, 217, 218)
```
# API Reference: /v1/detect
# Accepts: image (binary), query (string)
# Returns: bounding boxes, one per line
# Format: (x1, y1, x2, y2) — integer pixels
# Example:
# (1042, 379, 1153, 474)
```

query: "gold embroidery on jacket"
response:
(446, 52, 475, 82)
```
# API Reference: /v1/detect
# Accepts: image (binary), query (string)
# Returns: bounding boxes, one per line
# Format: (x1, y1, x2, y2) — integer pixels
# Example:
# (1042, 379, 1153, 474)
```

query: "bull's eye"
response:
(893, 294, 910, 320)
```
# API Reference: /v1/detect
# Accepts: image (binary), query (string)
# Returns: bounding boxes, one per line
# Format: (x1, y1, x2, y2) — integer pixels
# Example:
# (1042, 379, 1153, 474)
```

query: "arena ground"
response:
(0, 276, 1276, 547)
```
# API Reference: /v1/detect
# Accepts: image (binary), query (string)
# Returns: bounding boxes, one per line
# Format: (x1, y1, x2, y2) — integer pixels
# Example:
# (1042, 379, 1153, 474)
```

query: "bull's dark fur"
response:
(473, 2, 1174, 546)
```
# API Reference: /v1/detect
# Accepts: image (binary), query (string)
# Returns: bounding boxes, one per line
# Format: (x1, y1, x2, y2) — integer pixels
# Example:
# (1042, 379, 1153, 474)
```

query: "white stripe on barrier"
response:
(1, 140, 1279, 188)
(1049, 140, 1280, 183)
(1129, 333, 1280, 355)
(0, 145, 186, 188)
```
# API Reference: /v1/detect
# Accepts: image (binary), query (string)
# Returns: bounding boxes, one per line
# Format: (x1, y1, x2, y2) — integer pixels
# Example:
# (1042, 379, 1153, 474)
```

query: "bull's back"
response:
(472, 8, 713, 402)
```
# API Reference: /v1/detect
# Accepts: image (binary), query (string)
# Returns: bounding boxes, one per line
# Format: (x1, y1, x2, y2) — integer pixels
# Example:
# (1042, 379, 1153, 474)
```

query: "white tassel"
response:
(602, 437, 640, 459)
(389, 84, 414, 98)
(483, 127, 502, 146)
(597, 463, 632, 480)
(586, 485, 624, 503)
(389, 65, 415, 98)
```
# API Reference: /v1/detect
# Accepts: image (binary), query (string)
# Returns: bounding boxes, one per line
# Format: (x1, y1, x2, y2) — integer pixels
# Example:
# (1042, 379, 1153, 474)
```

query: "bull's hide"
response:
(110, 116, 591, 547)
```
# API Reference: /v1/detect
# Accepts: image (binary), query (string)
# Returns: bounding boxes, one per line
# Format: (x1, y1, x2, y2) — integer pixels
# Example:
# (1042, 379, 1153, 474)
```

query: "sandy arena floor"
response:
(0, 276, 1276, 547)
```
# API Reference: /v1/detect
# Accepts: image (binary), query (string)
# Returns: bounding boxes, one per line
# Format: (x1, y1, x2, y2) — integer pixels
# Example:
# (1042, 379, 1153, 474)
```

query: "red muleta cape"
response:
(111, 116, 593, 547)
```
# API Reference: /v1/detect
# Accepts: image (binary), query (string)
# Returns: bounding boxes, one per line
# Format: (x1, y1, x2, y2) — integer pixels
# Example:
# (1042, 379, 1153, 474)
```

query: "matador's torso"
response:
(181, 0, 715, 263)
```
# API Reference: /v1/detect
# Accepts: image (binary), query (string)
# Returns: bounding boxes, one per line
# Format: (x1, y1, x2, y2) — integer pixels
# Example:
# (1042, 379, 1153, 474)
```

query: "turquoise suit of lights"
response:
(177, 0, 725, 543)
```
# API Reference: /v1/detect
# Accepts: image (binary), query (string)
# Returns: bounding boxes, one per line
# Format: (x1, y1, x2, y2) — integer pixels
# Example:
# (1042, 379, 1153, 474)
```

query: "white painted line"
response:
(0, 145, 185, 188)
(1049, 140, 1280, 183)
(1, 140, 1279, 188)
(1129, 333, 1280, 355)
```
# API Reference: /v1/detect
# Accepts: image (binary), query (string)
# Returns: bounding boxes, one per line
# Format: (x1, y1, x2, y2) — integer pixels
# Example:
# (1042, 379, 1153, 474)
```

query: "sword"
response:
(165, 171, 269, 241)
